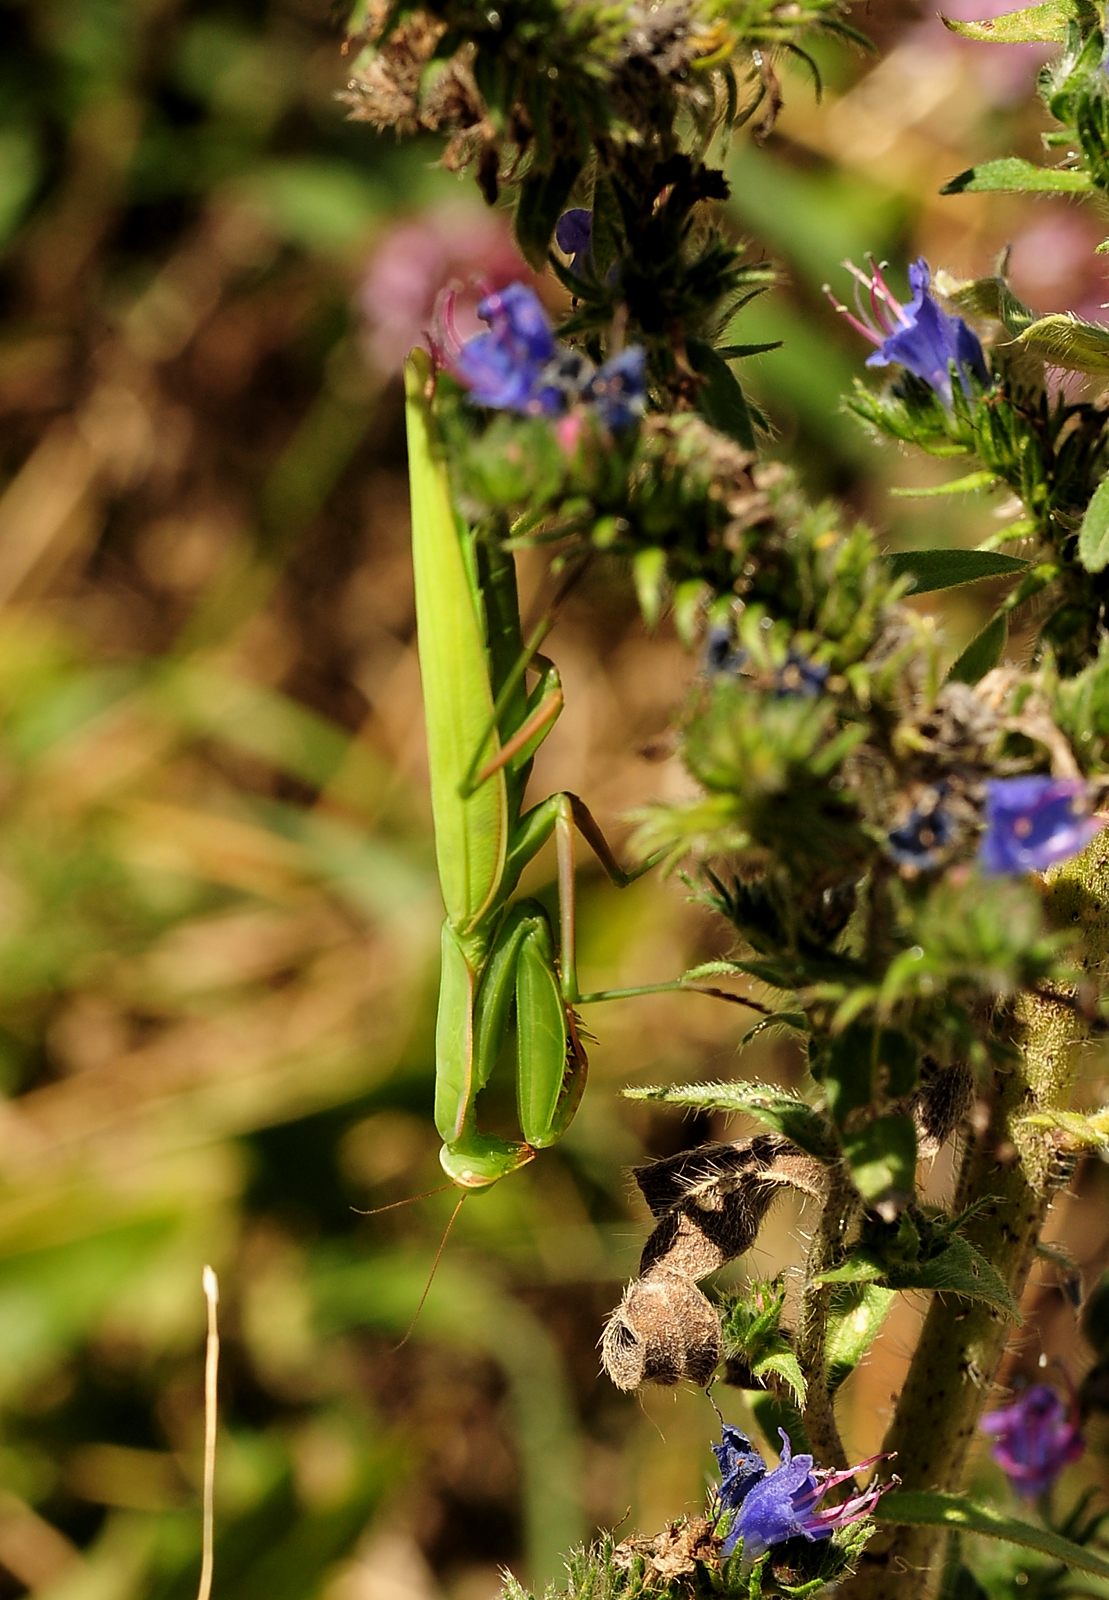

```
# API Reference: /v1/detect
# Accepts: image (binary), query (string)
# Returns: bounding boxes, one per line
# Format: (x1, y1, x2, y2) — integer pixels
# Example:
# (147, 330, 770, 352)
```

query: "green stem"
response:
(798, 1158, 857, 1471)
(845, 833, 1109, 1600)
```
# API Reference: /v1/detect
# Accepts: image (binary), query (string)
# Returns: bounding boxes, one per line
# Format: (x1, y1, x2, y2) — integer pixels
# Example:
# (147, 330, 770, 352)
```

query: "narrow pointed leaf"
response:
(948, 611, 1008, 684)
(825, 1284, 895, 1394)
(1018, 313, 1109, 373)
(889, 471, 999, 499)
(887, 548, 1028, 594)
(1079, 476, 1109, 572)
(687, 338, 756, 449)
(875, 1492, 1109, 1579)
(818, 1236, 1019, 1316)
(625, 1082, 838, 1159)
(943, 159, 1092, 195)
(941, 2, 1073, 43)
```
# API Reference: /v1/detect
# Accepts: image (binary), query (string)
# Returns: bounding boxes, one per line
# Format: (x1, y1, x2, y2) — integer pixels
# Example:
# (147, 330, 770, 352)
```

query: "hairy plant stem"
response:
(845, 834, 1109, 1600)
(798, 1158, 858, 1471)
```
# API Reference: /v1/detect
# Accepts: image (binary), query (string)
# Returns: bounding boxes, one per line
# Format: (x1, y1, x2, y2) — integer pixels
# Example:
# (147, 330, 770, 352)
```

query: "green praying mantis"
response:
(405, 348, 705, 1192)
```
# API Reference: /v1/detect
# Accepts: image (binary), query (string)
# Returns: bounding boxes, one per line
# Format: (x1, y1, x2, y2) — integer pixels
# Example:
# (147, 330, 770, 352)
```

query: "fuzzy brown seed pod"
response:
(601, 1266, 722, 1391)
(602, 1135, 830, 1392)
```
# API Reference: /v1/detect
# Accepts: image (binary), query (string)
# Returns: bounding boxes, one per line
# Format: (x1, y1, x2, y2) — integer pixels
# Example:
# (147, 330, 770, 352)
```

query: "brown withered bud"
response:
(638, 1187, 770, 1279)
(601, 1267, 722, 1391)
(913, 1057, 975, 1156)
(635, 1133, 825, 1215)
(602, 1137, 831, 1392)
(612, 1517, 717, 1580)
(634, 1138, 776, 1218)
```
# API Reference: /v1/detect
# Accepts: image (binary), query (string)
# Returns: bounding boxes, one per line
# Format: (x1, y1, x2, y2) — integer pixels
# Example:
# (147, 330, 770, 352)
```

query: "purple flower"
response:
(446, 279, 646, 430)
(887, 793, 955, 871)
(979, 776, 1104, 875)
(582, 347, 647, 431)
(713, 1424, 767, 1506)
(453, 284, 562, 415)
(774, 651, 829, 699)
(713, 1426, 893, 1563)
(981, 1384, 1084, 1498)
(826, 257, 987, 404)
(555, 208, 593, 275)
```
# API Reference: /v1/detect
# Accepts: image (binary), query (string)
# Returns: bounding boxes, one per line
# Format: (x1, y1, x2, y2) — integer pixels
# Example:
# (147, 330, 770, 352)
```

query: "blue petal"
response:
(980, 777, 1102, 875)
(865, 260, 986, 402)
(583, 346, 646, 430)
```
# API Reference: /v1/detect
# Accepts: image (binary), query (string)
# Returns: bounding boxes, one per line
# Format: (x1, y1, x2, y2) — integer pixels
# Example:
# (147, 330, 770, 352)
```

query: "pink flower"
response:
(359, 203, 531, 370)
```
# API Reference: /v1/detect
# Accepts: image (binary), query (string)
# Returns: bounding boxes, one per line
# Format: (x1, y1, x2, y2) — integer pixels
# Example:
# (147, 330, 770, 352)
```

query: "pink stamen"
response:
(867, 255, 910, 329)
(822, 283, 881, 346)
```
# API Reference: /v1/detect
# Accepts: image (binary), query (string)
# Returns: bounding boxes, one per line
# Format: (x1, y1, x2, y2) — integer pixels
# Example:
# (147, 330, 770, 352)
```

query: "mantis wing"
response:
(404, 350, 508, 931)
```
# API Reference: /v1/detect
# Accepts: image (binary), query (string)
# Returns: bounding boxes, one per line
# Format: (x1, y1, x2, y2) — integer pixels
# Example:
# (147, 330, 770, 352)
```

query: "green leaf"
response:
(825, 1284, 895, 1394)
(938, 272, 1035, 336)
(1079, 477, 1109, 572)
(819, 1235, 1019, 1317)
(889, 471, 999, 499)
(632, 547, 668, 628)
(843, 1115, 917, 1207)
(687, 339, 756, 450)
(672, 579, 708, 647)
(1017, 312, 1109, 373)
(948, 612, 1008, 684)
(887, 548, 1028, 594)
(741, 1009, 808, 1045)
(875, 1492, 1109, 1580)
(1021, 1106, 1109, 1152)
(942, 158, 1092, 195)
(753, 1350, 807, 1407)
(624, 1082, 838, 1160)
(941, 2, 1074, 43)
(721, 1281, 807, 1407)
(716, 341, 784, 359)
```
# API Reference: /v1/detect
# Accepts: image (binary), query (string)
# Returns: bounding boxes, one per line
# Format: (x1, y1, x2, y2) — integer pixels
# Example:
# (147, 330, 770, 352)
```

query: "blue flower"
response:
(555, 208, 593, 275)
(980, 1384, 1084, 1498)
(449, 279, 647, 430)
(826, 258, 987, 404)
(582, 347, 647, 431)
(979, 776, 1104, 875)
(774, 651, 829, 699)
(453, 284, 562, 414)
(887, 793, 954, 871)
(704, 625, 746, 676)
(713, 1424, 767, 1507)
(713, 1426, 892, 1563)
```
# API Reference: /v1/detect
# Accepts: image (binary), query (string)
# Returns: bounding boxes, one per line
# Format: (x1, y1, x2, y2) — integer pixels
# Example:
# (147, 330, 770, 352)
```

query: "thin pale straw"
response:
(198, 1266, 220, 1600)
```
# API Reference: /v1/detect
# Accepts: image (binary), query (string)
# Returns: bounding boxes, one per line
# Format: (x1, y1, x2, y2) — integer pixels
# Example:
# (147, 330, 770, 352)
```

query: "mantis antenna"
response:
(392, 1192, 468, 1351)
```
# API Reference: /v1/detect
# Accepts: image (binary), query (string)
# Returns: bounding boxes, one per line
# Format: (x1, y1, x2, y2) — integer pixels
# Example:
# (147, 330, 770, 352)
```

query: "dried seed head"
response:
(601, 1267, 721, 1391)
(638, 1179, 774, 1278)
(913, 1057, 975, 1154)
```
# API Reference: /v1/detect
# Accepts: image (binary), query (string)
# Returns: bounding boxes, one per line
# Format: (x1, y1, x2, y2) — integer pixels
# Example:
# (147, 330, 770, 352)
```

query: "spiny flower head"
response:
(980, 1383, 1084, 1498)
(979, 776, 1104, 875)
(712, 1425, 894, 1563)
(826, 257, 987, 404)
